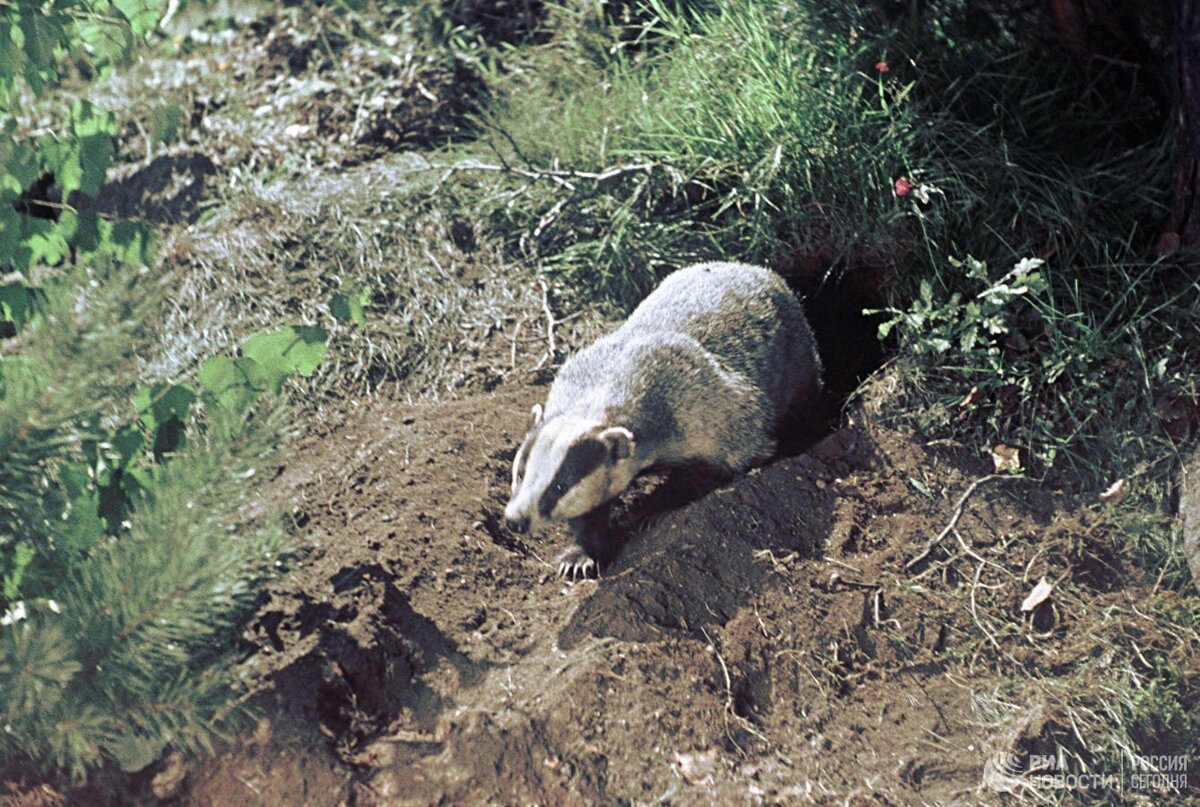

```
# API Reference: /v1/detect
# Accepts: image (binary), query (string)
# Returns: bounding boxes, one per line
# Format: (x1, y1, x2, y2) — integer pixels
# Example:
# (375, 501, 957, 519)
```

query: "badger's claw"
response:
(556, 546, 599, 581)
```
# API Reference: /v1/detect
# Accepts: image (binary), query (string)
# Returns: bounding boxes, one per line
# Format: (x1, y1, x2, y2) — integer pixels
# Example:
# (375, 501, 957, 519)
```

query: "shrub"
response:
(0, 0, 333, 777)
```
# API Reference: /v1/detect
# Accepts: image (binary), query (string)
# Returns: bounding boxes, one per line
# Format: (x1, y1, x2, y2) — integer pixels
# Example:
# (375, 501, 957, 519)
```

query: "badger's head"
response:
(504, 403, 638, 532)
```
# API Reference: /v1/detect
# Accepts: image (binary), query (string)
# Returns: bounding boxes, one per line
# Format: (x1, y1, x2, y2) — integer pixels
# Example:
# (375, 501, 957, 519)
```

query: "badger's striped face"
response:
(505, 407, 636, 529)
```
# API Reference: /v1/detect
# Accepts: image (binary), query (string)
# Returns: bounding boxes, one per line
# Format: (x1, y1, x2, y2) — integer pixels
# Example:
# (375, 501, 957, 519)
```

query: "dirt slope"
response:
(166, 375, 1115, 806)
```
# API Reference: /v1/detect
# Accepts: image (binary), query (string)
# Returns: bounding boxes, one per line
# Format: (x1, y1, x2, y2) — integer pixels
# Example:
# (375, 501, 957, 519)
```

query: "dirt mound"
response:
(163, 374, 1156, 806)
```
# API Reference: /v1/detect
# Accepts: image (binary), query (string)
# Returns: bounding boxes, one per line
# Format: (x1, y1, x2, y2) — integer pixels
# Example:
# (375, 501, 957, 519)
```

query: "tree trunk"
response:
(1168, 0, 1200, 254)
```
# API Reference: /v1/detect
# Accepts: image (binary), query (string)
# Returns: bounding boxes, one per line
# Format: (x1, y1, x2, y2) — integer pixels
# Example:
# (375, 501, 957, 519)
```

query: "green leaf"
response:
(150, 104, 181, 145)
(0, 25, 26, 100)
(76, 133, 114, 198)
(330, 285, 369, 325)
(198, 355, 271, 412)
(18, 11, 65, 75)
(0, 136, 38, 193)
(0, 282, 37, 328)
(102, 219, 153, 265)
(241, 326, 328, 394)
(134, 383, 196, 432)
(54, 144, 83, 198)
(71, 102, 119, 139)
(21, 217, 70, 266)
(110, 424, 144, 469)
(113, 0, 162, 38)
(2, 541, 34, 601)
(68, 209, 102, 253)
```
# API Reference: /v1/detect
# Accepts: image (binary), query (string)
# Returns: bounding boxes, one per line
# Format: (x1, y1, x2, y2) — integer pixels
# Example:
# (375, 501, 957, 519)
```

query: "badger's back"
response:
(621, 262, 821, 412)
(544, 261, 822, 469)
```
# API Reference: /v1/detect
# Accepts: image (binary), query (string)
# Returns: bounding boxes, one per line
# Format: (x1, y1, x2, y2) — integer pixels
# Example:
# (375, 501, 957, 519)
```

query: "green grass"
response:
(462, 0, 916, 304)
(973, 592, 1198, 804)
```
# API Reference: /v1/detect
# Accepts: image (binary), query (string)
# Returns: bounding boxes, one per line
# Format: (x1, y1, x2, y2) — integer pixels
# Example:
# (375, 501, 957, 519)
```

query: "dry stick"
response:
(700, 627, 768, 751)
(534, 195, 572, 240)
(509, 315, 525, 370)
(447, 158, 657, 191)
(952, 527, 1009, 575)
(906, 474, 1012, 572)
(538, 278, 557, 362)
(970, 561, 1003, 654)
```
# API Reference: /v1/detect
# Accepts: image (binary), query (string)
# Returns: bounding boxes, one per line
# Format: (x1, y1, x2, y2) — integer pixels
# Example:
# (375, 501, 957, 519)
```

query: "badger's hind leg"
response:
(557, 504, 622, 581)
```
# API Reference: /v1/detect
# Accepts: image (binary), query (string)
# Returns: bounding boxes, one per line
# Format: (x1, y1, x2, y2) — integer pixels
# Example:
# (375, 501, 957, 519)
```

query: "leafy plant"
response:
(0, 0, 343, 779)
(872, 255, 1046, 365)
(0, 270, 329, 774)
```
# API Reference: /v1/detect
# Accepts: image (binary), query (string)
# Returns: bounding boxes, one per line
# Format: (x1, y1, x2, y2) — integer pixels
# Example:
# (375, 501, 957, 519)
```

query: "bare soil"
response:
(147, 375, 1126, 806)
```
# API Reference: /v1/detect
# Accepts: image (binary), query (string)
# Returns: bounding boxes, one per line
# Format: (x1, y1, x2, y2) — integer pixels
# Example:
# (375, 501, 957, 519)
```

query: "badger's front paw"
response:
(556, 545, 599, 581)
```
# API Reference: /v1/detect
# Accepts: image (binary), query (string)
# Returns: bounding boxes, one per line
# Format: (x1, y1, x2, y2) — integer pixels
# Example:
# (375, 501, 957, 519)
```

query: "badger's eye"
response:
(553, 482, 568, 495)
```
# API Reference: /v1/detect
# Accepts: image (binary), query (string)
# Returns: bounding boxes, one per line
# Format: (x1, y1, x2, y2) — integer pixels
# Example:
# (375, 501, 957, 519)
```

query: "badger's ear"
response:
(598, 426, 636, 462)
(527, 403, 544, 431)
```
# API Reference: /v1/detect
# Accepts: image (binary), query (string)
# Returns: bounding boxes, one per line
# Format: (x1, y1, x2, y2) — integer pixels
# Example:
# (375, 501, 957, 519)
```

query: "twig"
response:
(534, 195, 572, 240)
(509, 315, 526, 370)
(823, 556, 865, 574)
(828, 571, 880, 591)
(951, 527, 1009, 575)
(970, 561, 1003, 654)
(348, 91, 369, 143)
(538, 278, 557, 361)
(447, 158, 656, 192)
(906, 474, 1013, 572)
(701, 627, 768, 752)
(235, 775, 262, 796)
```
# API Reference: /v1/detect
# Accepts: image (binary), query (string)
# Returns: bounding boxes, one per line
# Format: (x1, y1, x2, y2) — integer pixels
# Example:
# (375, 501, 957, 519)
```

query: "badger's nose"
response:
(504, 501, 530, 533)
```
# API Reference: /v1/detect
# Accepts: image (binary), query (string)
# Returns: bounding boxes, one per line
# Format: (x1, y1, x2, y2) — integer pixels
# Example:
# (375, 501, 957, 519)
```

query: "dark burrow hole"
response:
(781, 267, 889, 454)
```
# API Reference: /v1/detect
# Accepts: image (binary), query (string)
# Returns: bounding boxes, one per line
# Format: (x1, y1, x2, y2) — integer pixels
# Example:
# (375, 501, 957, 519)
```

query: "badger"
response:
(504, 261, 824, 579)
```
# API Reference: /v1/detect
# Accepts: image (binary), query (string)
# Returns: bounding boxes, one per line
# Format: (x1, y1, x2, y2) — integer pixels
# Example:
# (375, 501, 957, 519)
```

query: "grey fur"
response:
(547, 261, 821, 467)
(505, 261, 824, 574)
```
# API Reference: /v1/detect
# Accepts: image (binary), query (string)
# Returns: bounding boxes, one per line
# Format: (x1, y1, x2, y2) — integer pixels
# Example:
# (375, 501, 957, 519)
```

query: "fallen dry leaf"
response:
(991, 444, 1022, 474)
(959, 386, 982, 408)
(1021, 577, 1054, 612)
(1099, 478, 1129, 505)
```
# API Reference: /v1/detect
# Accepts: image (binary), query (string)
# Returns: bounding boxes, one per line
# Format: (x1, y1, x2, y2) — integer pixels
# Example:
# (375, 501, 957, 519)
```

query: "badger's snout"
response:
(504, 499, 531, 533)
